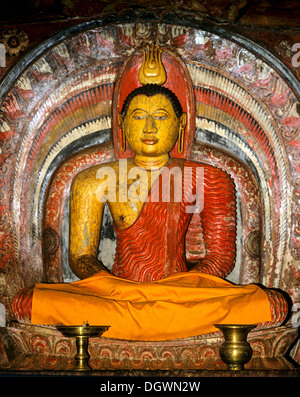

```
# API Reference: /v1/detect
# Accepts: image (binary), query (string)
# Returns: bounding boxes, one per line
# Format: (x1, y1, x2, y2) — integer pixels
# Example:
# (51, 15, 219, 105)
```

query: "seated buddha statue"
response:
(11, 44, 288, 341)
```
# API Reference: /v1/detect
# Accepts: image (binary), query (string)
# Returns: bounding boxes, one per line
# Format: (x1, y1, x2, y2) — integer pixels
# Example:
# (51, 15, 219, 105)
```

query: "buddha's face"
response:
(121, 94, 186, 157)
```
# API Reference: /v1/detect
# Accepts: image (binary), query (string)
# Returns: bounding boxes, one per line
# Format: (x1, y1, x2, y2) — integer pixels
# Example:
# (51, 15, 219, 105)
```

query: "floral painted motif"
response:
(0, 29, 28, 57)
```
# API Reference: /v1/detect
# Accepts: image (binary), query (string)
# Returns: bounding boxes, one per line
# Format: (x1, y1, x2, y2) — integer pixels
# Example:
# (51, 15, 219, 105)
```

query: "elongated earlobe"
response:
(118, 113, 126, 152)
(178, 129, 184, 153)
(178, 112, 187, 154)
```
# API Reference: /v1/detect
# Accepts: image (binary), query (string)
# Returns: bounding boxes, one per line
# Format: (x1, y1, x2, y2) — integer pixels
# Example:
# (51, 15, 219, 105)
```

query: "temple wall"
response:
(0, 4, 299, 346)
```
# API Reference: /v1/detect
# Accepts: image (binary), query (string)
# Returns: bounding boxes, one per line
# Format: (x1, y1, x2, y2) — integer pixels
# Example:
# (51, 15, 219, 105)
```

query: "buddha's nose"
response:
(144, 116, 157, 134)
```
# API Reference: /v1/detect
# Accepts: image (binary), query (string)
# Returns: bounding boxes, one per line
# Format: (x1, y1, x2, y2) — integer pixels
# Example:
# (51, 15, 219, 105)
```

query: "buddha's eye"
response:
(132, 111, 147, 120)
(153, 112, 169, 120)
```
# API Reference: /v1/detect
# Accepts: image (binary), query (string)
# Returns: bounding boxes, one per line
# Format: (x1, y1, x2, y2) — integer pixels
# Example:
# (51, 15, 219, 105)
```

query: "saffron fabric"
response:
(31, 270, 271, 341)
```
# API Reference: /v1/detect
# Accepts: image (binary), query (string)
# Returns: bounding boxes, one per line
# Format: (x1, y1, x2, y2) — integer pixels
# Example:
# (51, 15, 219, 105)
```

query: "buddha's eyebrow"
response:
(154, 108, 170, 115)
(131, 108, 148, 115)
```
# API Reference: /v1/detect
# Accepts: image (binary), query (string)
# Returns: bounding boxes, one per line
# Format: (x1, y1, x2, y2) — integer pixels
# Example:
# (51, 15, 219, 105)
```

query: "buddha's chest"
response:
(107, 172, 153, 228)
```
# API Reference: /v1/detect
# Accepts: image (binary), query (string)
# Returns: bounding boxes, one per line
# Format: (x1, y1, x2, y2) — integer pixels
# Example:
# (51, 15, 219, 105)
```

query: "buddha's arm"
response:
(195, 166, 236, 278)
(69, 170, 107, 279)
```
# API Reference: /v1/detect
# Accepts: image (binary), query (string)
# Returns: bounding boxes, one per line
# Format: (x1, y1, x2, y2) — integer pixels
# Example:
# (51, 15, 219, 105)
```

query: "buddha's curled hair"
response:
(120, 84, 183, 119)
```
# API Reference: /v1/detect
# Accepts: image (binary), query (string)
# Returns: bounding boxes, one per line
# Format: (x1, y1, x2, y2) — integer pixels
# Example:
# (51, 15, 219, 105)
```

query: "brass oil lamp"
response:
(214, 324, 256, 371)
(57, 322, 110, 371)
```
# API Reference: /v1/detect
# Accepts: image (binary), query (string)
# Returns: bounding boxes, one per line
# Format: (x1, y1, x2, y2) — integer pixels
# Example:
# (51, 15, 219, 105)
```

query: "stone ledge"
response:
(0, 323, 298, 371)
(1, 369, 300, 377)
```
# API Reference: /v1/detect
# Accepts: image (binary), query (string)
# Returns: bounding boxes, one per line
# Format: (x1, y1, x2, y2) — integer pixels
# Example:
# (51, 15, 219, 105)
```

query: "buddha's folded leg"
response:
(258, 289, 289, 328)
(10, 285, 289, 329)
(11, 286, 34, 324)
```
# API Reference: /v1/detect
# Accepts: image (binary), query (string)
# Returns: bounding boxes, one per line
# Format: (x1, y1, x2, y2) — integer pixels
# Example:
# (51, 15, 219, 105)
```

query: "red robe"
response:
(112, 159, 236, 281)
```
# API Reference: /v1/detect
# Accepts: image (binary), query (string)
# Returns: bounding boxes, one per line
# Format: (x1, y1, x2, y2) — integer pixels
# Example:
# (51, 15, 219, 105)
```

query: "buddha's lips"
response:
(141, 137, 158, 145)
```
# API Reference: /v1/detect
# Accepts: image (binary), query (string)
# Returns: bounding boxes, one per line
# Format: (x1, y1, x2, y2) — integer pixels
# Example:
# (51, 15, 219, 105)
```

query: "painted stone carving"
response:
(10, 43, 288, 342)
(0, 20, 299, 364)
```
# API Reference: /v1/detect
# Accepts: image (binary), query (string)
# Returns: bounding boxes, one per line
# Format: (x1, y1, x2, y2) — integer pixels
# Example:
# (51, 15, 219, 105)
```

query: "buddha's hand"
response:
(70, 255, 109, 280)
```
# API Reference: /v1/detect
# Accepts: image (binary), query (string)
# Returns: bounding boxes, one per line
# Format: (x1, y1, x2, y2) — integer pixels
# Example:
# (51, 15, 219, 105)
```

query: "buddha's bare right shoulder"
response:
(72, 161, 119, 187)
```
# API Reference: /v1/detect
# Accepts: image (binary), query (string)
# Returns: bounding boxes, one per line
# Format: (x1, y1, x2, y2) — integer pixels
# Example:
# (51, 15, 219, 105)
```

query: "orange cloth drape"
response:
(31, 270, 271, 341)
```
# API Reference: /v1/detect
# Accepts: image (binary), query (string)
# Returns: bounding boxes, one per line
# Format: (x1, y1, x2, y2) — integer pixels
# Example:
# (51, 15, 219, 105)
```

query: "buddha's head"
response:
(119, 84, 187, 157)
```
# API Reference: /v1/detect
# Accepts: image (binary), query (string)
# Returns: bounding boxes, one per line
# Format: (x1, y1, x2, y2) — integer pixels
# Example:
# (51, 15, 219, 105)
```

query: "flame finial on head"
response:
(138, 43, 167, 86)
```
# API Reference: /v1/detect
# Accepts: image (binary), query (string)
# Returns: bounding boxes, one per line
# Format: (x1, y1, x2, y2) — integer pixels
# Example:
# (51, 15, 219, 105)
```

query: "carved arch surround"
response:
(0, 19, 299, 315)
